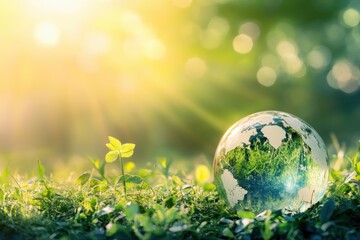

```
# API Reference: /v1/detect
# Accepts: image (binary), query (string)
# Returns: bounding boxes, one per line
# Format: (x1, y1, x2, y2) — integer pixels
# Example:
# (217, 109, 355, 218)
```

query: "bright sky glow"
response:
(172, 0, 192, 8)
(26, 0, 85, 14)
(144, 39, 166, 60)
(33, 21, 61, 47)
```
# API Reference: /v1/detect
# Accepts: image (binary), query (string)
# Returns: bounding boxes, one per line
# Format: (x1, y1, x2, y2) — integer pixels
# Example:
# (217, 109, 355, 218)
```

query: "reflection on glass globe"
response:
(214, 111, 329, 214)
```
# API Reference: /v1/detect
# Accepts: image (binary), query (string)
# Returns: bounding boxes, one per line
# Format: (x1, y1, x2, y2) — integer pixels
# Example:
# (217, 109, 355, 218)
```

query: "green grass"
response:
(0, 138, 360, 240)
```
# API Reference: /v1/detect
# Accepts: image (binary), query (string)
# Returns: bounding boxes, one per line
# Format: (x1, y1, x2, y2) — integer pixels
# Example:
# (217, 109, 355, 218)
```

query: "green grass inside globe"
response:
(214, 111, 329, 214)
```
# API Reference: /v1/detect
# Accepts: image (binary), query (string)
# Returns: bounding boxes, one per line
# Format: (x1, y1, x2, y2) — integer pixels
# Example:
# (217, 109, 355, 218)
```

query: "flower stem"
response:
(119, 154, 127, 198)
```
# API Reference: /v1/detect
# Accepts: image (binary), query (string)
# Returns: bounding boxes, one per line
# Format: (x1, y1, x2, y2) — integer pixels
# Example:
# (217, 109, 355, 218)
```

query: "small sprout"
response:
(105, 136, 136, 198)
(105, 136, 135, 162)
(157, 158, 172, 177)
(37, 160, 50, 193)
(38, 160, 45, 181)
(90, 158, 107, 182)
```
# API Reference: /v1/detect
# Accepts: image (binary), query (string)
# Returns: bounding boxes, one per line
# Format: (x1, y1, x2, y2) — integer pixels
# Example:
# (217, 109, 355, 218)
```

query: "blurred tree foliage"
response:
(153, 0, 360, 157)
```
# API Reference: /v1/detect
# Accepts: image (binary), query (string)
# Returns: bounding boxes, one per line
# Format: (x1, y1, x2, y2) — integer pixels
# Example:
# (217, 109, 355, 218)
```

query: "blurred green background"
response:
(0, 0, 359, 175)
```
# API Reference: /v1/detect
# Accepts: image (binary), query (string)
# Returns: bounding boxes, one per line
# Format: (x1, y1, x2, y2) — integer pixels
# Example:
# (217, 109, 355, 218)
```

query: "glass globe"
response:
(213, 111, 329, 214)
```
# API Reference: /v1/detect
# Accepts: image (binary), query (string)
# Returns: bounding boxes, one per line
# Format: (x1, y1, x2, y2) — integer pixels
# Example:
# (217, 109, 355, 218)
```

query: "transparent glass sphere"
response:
(214, 111, 329, 214)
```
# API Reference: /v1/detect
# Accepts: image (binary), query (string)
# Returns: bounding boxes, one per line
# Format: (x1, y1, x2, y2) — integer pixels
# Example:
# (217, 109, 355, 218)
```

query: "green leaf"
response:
(106, 223, 131, 238)
(164, 208, 180, 224)
(90, 178, 102, 187)
(159, 158, 168, 169)
(0, 188, 4, 201)
(261, 219, 273, 240)
(121, 143, 135, 152)
(121, 150, 134, 158)
(203, 183, 216, 191)
(330, 169, 342, 182)
(237, 210, 256, 219)
(83, 198, 94, 212)
(356, 162, 360, 175)
(90, 159, 106, 177)
(38, 160, 45, 180)
(124, 203, 139, 221)
(157, 158, 172, 177)
(106, 143, 116, 151)
(108, 136, 121, 149)
(90, 159, 100, 169)
(222, 228, 235, 238)
(105, 150, 119, 163)
(0, 167, 9, 182)
(118, 174, 143, 184)
(76, 172, 91, 186)
(152, 204, 167, 224)
(105, 223, 117, 237)
(320, 198, 335, 223)
(120, 143, 135, 158)
(135, 215, 153, 232)
(172, 176, 184, 186)
(126, 175, 142, 184)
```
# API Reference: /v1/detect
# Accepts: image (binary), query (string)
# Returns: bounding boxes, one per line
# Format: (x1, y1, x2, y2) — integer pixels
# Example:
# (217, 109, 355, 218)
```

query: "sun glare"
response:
(26, 0, 85, 14)
(1, 0, 358, 174)
(33, 21, 61, 47)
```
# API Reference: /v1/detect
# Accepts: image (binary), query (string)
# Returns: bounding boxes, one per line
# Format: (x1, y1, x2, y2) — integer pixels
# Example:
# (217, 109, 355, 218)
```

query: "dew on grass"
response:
(214, 111, 329, 214)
